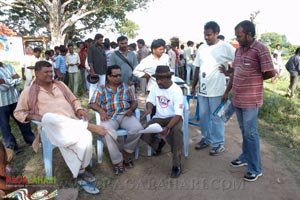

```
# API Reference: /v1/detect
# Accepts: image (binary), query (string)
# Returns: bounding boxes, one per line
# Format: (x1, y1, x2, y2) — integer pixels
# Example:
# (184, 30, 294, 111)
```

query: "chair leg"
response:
(97, 136, 104, 164)
(134, 144, 139, 160)
(42, 143, 53, 177)
(147, 145, 152, 156)
(40, 130, 54, 177)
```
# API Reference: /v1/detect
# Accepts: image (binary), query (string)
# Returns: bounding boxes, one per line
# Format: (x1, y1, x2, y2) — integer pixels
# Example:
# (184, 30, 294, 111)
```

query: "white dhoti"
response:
(41, 113, 93, 178)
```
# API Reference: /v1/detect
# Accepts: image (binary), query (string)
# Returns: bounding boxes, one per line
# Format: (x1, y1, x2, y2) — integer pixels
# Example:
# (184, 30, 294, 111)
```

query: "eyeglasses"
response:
(110, 74, 122, 77)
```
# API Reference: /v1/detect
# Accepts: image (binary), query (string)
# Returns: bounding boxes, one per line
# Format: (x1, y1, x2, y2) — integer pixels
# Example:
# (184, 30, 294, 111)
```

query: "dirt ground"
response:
(95, 96, 300, 200)
(5, 95, 299, 200)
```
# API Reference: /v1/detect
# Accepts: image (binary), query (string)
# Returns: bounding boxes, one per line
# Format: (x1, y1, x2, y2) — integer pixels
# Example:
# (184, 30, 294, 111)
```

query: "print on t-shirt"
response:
(157, 96, 170, 108)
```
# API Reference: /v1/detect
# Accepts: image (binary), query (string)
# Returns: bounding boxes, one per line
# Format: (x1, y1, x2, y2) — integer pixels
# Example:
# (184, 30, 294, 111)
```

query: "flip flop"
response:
(77, 180, 100, 195)
(78, 171, 96, 182)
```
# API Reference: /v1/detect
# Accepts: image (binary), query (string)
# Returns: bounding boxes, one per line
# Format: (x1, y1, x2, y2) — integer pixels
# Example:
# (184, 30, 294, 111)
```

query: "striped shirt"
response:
(0, 63, 21, 107)
(232, 40, 274, 108)
(89, 83, 137, 120)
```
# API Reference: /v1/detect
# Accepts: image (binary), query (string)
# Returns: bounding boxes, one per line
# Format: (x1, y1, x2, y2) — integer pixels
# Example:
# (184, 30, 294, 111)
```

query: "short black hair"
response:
(35, 61, 52, 71)
(204, 21, 220, 33)
(187, 41, 194, 46)
(137, 39, 145, 45)
(33, 47, 42, 53)
(217, 35, 225, 40)
(107, 65, 121, 76)
(150, 39, 166, 51)
(94, 33, 104, 40)
(110, 41, 118, 49)
(104, 38, 110, 48)
(44, 50, 51, 56)
(117, 35, 128, 43)
(235, 20, 256, 37)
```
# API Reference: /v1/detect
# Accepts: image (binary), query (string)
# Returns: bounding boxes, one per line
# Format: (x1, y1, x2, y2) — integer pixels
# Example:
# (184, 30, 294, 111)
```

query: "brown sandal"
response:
(123, 159, 134, 168)
(113, 162, 124, 175)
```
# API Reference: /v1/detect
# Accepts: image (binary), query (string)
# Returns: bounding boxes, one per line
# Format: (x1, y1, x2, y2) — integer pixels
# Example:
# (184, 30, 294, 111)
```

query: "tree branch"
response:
(61, 0, 75, 12)
(40, 0, 51, 11)
(0, 0, 24, 8)
(61, 7, 103, 33)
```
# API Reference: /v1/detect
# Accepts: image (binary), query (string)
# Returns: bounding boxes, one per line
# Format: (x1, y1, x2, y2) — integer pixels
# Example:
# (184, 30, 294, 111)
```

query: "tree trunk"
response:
(49, 27, 66, 47)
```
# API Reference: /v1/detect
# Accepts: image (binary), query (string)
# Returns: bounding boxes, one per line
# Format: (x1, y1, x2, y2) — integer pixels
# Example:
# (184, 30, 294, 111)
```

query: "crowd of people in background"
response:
(19, 34, 209, 98)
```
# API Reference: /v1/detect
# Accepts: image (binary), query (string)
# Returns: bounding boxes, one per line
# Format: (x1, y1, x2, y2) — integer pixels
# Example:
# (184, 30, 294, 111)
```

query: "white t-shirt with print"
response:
(193, 40, 235, 97)
(147, 82, 183, 119)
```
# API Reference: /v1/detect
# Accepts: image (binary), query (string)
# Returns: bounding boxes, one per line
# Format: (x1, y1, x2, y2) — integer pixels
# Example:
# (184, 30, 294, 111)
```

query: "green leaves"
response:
(0, 0, 153, 44)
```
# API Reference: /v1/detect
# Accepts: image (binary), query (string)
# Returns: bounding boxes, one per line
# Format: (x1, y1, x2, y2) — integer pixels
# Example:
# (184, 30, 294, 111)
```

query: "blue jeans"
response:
(186, 64, 193, 85)
(0, 103, 35, 150)
(198, 95, 224, 147)
(235, 107, 262, 175)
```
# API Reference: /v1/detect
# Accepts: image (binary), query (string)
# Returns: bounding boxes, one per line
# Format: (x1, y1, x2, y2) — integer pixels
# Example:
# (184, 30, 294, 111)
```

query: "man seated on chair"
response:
(141, 65, 184, 178)
(14, 61, 107, 194)
(89, 65, 143, 175)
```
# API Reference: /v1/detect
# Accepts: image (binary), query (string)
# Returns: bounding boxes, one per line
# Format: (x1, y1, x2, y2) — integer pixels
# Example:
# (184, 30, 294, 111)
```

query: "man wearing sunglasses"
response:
(89, 65, 143, 175)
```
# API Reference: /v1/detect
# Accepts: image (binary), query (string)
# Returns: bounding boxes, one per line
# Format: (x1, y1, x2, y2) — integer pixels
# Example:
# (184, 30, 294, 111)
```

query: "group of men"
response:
(191, 20, 275, 182)
(0, 19, 277, 196)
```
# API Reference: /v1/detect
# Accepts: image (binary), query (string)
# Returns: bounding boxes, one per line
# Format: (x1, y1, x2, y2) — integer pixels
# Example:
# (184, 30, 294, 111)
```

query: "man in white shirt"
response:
(191, 21, 235, 156)
(22, 47, 42, 88)
(141, 65, 184, 178)
(184, 41, 195, 85)
(66, 43, 80, 95)
(133, 39, 169, 93)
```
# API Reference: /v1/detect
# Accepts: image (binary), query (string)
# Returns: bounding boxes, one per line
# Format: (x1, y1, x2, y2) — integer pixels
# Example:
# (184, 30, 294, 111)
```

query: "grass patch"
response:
(258, 76, 300, 175)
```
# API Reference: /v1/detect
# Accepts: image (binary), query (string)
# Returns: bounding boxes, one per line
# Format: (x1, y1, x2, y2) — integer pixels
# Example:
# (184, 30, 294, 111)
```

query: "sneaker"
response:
(195, 139, 209, 150)
(243, 172, 263, 182)
(230, 159, 248, 167)
(209, 144, 225, 156)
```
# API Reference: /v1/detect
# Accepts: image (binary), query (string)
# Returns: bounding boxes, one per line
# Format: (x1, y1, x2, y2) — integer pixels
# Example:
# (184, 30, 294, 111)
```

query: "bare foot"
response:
(87, 123, 107, 136)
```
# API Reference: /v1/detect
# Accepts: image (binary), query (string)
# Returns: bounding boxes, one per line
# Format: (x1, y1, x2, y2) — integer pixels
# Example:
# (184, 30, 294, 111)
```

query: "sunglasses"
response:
(110, 74, 122, 77)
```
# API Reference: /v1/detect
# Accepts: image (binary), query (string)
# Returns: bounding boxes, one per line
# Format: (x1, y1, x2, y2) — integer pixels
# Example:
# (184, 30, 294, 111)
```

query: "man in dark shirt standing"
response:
(87, 33, 107, 99)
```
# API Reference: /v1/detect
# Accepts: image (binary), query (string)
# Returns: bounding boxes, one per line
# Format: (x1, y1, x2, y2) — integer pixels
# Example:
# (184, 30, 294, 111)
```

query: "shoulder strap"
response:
(114, 51, 134, 71)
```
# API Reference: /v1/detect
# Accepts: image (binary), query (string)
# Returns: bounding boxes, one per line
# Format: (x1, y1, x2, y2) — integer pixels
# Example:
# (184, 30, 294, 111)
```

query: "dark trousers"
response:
(0, 103, 35, 150)
(141, 117, 183, 166)
(288, 75, 299, 96)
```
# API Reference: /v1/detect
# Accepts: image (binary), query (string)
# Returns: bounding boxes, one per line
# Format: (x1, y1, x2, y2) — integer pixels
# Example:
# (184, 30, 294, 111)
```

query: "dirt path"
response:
(98, 97, 300, 200)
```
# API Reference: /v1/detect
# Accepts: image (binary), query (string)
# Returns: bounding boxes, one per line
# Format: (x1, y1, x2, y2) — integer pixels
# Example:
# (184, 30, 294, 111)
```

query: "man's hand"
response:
(99, 111, 109, 121)
(27, 114, 43, 122)
(143, 73, 151, 80)
(76, 109, 90, 121)
(124, 108, 133, 117)
(161, 127, 169, 137)
(191, 86, 196, 96)
(141, 109, 152, 121)
(218, 65, 227, 74)
(221, 93, 228, 102)
(12, 74, 20, 79)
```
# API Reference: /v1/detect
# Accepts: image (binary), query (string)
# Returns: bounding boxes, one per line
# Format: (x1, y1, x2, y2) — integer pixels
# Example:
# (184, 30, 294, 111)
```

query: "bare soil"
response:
(6, 95, 300, 200)
(96, 97, 300, 200)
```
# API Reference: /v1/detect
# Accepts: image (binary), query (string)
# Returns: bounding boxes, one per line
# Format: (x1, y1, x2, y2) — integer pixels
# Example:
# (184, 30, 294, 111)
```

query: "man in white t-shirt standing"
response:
(191, 21, 235, 156)
(141, 65, 184, 178)
(133, 39, 169, 93)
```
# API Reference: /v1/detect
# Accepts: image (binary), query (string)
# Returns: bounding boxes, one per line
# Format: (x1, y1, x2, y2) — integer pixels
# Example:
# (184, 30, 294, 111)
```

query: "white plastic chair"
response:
(32, 120, 57, 177)
(95, 109, 141, 163)
(32, 119, 93, 177)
